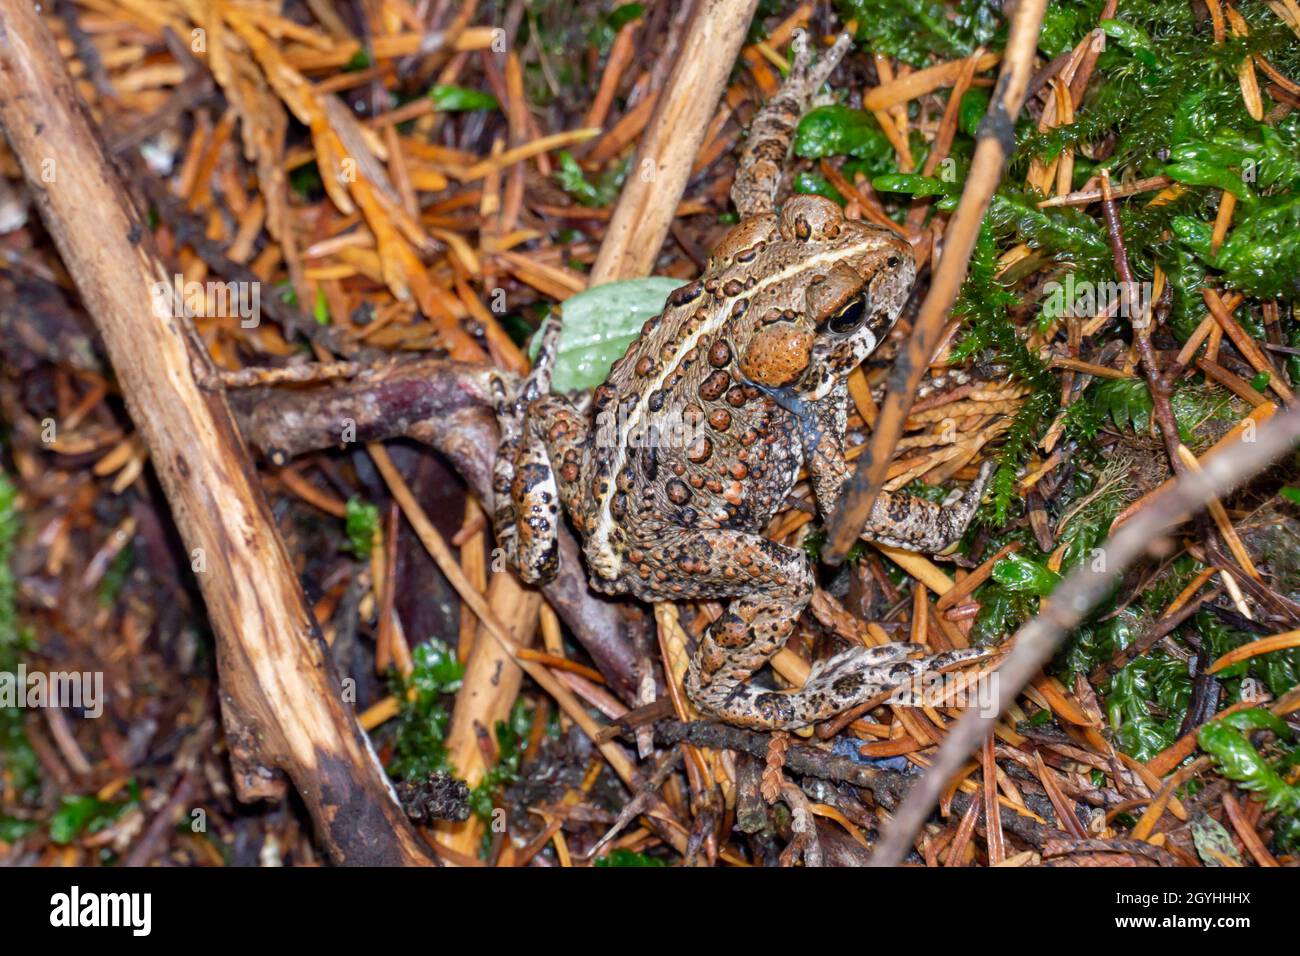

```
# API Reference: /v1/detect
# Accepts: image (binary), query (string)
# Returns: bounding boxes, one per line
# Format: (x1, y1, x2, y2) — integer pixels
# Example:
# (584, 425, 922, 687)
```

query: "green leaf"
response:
(1164, 160, 1251, 199)
(409, 640, 464, 698)
(792, 171, 844, 204)
(384, 639, 465, 782)
(987, 192, 1110, 268)
(1198, 717, 1300, 813)
(1100, 19, 1158, 66)
(95, 544, 134, 607)
(589, 3, 646, 51)
(991, 552, 1060, 597)
(872, 173, 950, 197)
(48, 794, 124, 845)
(553, 152, 627, 208)
(1108, 653, 1191, 760)
(1170, 215, 1214, 259)
(313, 287, 331, 326)
(608, 3, 645, 29)
(1038, 3, 1092, 58)
(0, 816, 36, 842)
(794, 106, 893, 171)
(971, 582, 1034, 644)
(532, 277, 685, 392)
(344, 497, 380, 560)
(289, 163, 324, 201)
(1281, 487, 1300, 506)
(467, 698, 535, 827)
(275, 280, 300, 307)
(1212, 194, 1300, 299)
(344, 48, 372, 72)
(1090, 378, 1152, 434)
(958, 88, 990, 138)
(1216, 707, 1294, 739)
(428, 84, 499, 111)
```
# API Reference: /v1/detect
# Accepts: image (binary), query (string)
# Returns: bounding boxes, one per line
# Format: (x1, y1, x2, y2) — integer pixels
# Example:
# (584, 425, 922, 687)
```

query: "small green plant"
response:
(343, 497, 380, 560)
(1198, 709, 1300, 852)
(835, 0, 1003, 67)
(554, 152, 628, 208)
(48, 789, 138, 846)
(427, 84, 500, 112)
(467, 698, 535, 821)
(385, 640, 464, 782)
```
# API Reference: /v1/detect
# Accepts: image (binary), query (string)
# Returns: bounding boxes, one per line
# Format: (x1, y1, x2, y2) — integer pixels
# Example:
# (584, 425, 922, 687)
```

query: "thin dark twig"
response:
(1088, 586, 1222, 685)
(1099, 169, 1183, 471)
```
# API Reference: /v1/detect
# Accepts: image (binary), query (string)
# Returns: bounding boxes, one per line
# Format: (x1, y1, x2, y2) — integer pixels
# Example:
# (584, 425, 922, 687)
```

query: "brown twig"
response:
(589, 0, 762, 283)
(824, 0, 1049, 562)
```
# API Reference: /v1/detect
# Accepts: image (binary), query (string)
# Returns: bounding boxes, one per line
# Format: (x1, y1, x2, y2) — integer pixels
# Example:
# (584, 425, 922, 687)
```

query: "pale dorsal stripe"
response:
(588, 239, 885, 575)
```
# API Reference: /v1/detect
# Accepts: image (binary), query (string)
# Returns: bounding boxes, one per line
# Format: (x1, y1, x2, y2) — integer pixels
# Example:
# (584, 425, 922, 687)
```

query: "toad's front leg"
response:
(490, 318, 590, 584)
(797, 384, 995, 553)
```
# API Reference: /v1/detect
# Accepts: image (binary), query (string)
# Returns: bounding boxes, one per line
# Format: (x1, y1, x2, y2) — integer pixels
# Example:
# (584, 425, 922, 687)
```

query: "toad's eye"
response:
(827, 295, 869, 334)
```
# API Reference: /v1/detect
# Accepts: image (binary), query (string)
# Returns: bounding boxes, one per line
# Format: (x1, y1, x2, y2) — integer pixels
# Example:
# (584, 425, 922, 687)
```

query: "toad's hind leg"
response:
(732, 32, 853, 219)
(680, 530, 987, 730)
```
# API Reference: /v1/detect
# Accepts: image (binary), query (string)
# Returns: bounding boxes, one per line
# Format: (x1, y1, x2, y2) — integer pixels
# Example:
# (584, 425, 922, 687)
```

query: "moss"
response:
(835, 0, 1004, 67)
(0, 470, 39, 805)
(343, 497, 380, 561)
(384, 640, 463, 782)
